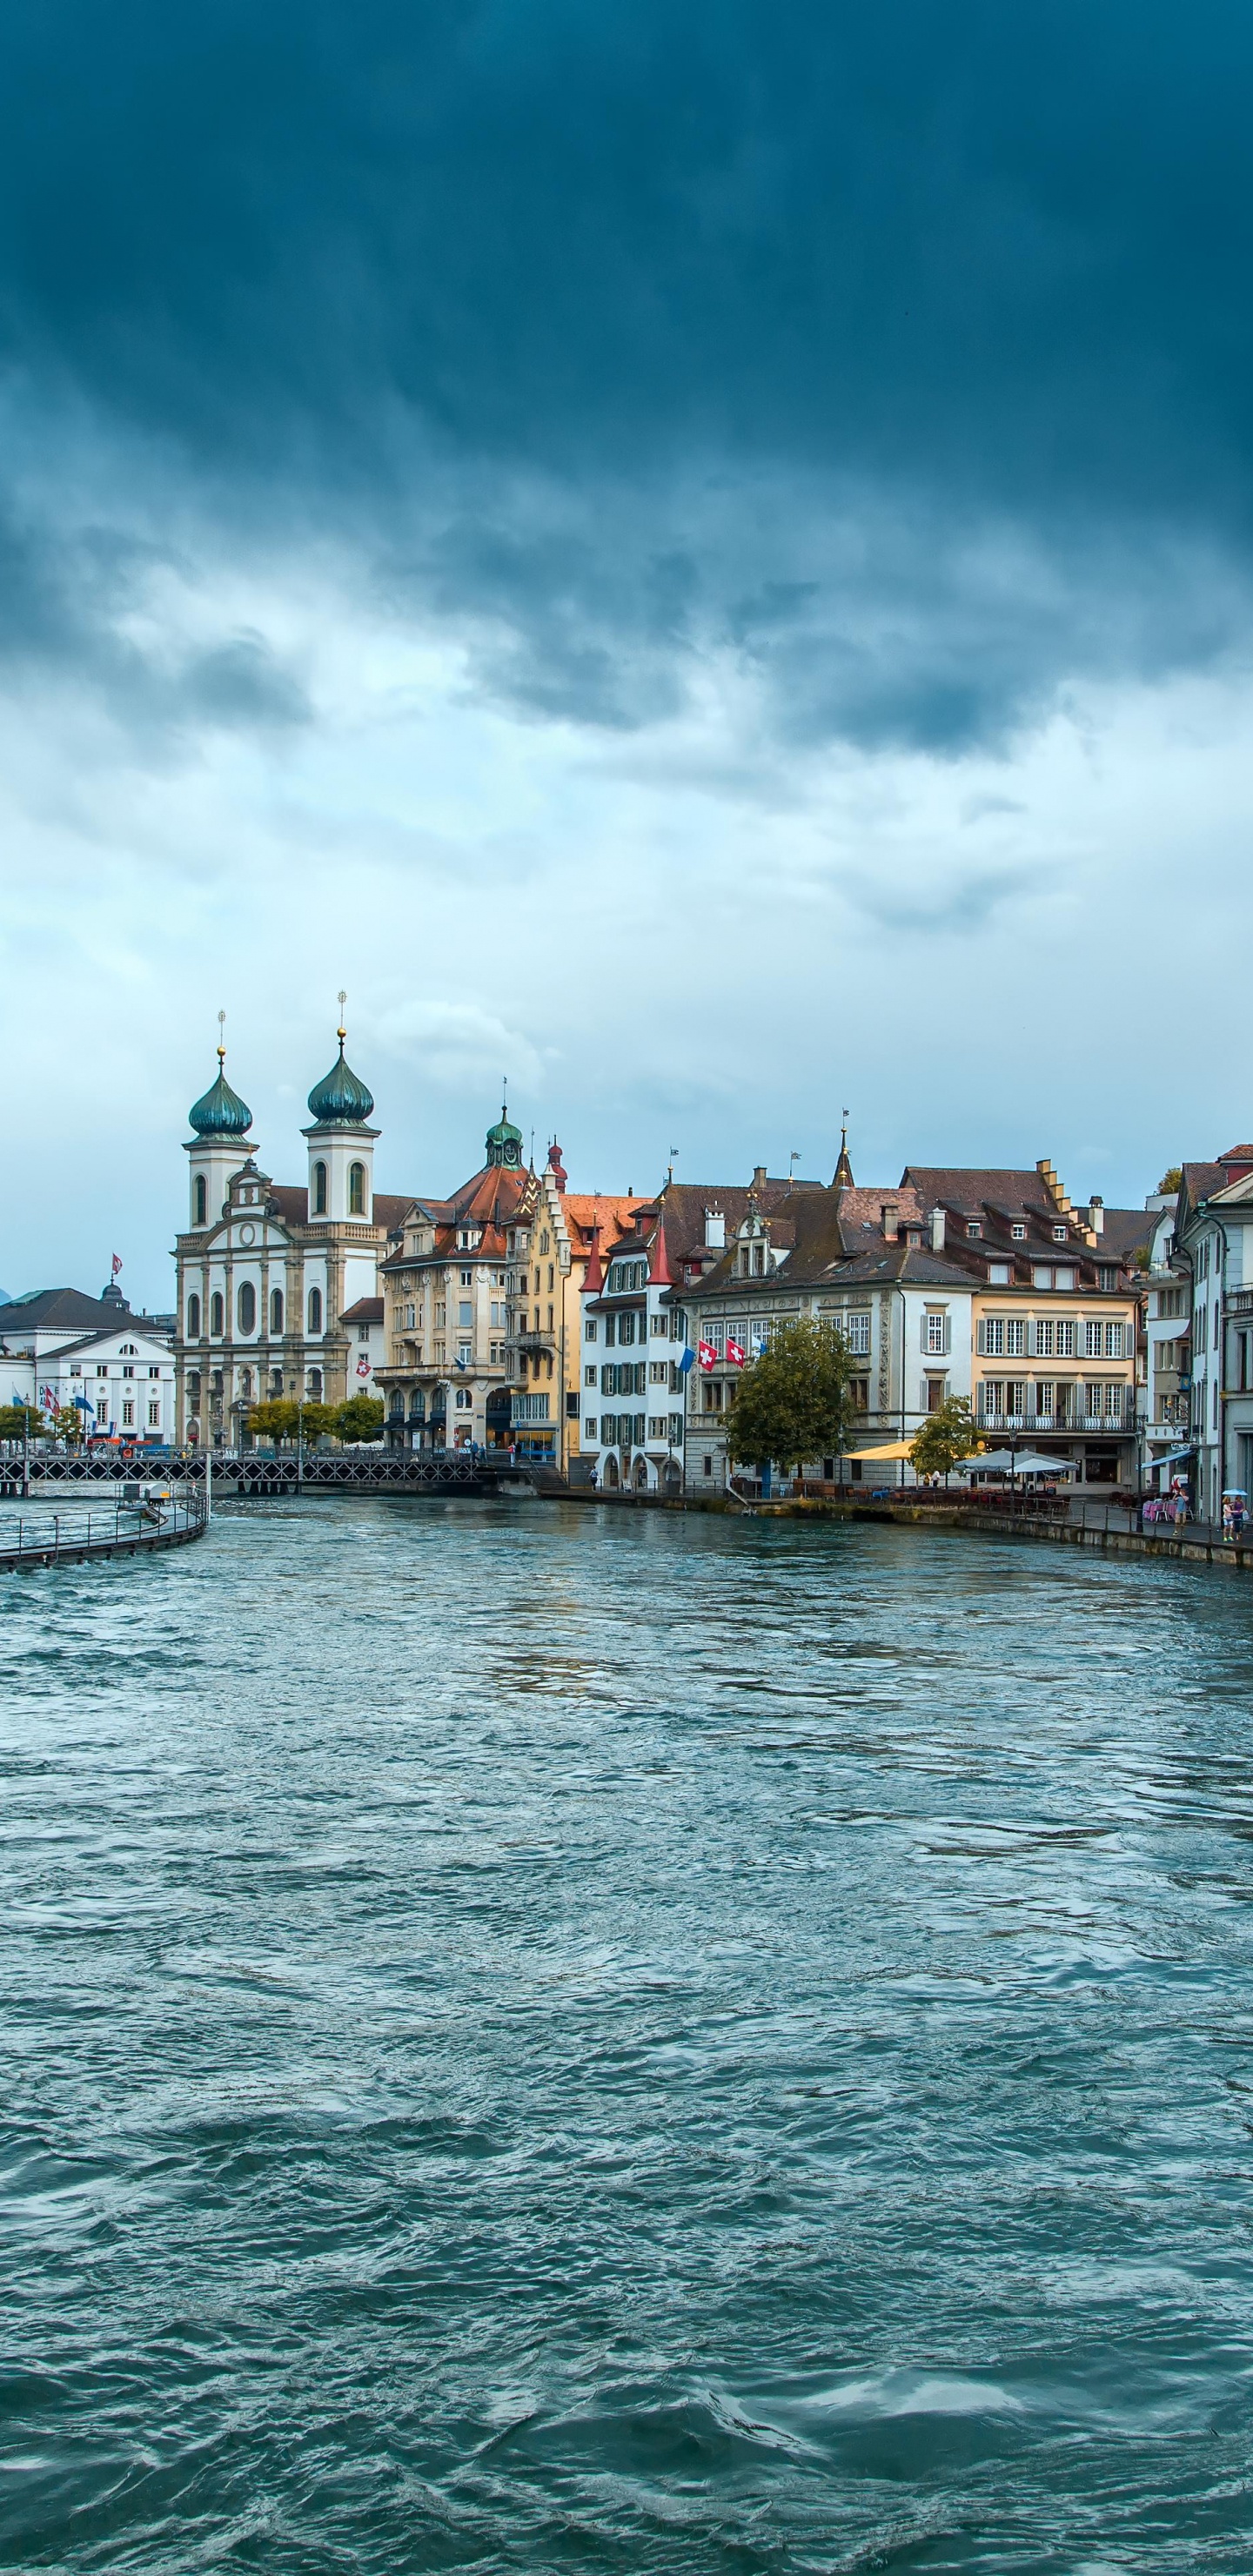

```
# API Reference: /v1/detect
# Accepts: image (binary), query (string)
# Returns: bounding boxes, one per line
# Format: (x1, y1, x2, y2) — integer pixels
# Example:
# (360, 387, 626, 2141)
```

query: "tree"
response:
(724, 1320, 853, 1473)
(0, 1403, 45, 1443)
(908, 1396, 976, 1482)
(50, 1402, 84, 1445)
(335, 1392, 385, 1444)
(1158, 1166, 1182, 1194)
(246, 1398, 300, 1448)
(298, 1402, 336, 1445)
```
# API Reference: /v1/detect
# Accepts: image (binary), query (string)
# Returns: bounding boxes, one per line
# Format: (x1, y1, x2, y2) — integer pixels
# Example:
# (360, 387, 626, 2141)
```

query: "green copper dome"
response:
(307, 1032, 375, 1126)
(486, 1101, 523, 1170)
(189, 1050, 252, 1138)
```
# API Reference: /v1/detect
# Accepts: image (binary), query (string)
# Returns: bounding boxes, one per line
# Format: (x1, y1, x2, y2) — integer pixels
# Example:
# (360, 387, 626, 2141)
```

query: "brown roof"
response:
(340, 1298, 384, 1325)
(900, 1165, 1057, 1214)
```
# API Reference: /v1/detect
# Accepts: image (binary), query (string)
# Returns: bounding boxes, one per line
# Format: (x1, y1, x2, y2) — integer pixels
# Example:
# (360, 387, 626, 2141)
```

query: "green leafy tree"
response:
(298, 1401, 337, 1446)
(908, 1396, 976, 1481)
(246, 1398, 300, 1448)
(1158, 1167, 1182, 1194)
(51, 1402, 85, 1445)
(334, 1392, 385, 1444)
(0, 1402, 45, 1442)
(725, 1320, 853, 1473)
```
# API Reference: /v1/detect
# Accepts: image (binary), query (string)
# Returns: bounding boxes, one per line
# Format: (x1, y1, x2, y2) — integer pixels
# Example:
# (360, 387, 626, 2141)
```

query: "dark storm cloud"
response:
(2, 0, 1252, 748)
(0, 500, 312, 737)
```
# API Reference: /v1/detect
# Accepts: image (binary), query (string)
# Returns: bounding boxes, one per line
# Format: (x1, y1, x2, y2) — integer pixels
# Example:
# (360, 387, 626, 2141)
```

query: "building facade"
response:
(2, 1286, 177, 1442)
(173, 1026, 411, 1446)
(376, 1104, 533, 1451)
(505, 1144, 647, 1474)
(1169, 1146, 1253, 1523)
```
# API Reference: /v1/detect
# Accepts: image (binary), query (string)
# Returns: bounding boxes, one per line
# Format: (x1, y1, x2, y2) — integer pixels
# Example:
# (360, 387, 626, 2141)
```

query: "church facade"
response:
(172, 1023, 412, 1446)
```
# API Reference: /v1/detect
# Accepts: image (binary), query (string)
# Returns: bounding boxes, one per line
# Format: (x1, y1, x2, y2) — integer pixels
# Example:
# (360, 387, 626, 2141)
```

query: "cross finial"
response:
(337, 989, 347, 1044)
(217, 1006, 226, 1064)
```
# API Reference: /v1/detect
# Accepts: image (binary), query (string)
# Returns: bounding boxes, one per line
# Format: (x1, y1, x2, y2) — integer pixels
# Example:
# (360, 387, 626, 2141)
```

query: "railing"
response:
(0, 1490, 207, 1567)
(976, 1412, 1129, 1434)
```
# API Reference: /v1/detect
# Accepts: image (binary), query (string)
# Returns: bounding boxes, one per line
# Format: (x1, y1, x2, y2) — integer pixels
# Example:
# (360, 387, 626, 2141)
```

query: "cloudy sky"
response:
(3, 0, 1250, 1304)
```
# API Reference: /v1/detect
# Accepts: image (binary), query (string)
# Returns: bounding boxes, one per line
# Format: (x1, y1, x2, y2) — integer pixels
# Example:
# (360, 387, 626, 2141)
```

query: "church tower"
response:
(185, 1023, 254, 1230)
(304, 1005, 379, 1224)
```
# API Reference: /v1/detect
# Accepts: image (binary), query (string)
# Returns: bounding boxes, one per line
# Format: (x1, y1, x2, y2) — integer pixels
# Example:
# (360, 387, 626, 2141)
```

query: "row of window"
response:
(186, 1286, 325, 1339)
(586, 1413, 683, 1447)
(978, 1380, 1128, 1420)
(979, 1318, 1124, 1358)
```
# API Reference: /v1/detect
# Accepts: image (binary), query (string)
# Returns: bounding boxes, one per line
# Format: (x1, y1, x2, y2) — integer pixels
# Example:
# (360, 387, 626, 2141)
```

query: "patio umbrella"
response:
(846, 1439, 915, 1462)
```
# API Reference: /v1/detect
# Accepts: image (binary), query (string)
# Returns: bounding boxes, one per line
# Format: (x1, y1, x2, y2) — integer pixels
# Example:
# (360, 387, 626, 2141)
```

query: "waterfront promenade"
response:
(1, 1498, 1250, 2573)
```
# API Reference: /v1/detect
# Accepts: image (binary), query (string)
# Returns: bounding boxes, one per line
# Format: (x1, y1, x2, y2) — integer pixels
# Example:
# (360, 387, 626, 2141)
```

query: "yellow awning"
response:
(846, 1439, 915, 1462)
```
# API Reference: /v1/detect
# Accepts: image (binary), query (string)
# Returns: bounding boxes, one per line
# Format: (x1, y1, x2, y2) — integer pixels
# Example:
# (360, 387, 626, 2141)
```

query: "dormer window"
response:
(1052, 1225, 1068, 1244)
(967, 1221, 982, 1239)
(1011, 1223, 1026, 1241)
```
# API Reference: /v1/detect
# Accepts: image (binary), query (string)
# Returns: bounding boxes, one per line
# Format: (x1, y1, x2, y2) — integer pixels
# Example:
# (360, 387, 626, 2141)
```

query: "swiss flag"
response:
(697, 1339, 716, 1373)
(727, 1335, 746, 1367)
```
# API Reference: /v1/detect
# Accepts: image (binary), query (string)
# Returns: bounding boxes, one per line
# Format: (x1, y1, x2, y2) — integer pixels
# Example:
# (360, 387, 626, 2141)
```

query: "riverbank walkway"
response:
(0, 1492, 208, 1573)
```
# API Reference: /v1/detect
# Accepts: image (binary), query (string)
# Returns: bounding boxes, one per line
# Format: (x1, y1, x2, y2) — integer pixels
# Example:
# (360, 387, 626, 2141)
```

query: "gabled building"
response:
(1, 1287, 177, 1442)
(1169, 1145, 1253, 1522)
(505, 1143, 648, 1472)
(377, 1104, 535, 1451)
(578, 1169, 828, 1493)
(172, 1022, 411, 1446)
(898, 1161, 1142, 1486)
(676, 1166, 977, 1491)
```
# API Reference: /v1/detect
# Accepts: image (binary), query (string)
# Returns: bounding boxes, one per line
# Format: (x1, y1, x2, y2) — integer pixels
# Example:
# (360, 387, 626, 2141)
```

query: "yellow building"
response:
(506, 1143, 647, 1473)
(901, 1157, 1142, 1483)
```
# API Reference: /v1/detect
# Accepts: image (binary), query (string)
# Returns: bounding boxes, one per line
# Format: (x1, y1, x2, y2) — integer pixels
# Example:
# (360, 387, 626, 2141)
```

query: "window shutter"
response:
(976, 1319, 986, 1355)
(943, 1317, 951, 1355)
(920, 1315, 928, 1352)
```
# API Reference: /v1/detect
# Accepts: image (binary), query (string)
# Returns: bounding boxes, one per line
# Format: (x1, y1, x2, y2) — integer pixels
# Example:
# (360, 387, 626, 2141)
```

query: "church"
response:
(174, 1018, 412, 1446)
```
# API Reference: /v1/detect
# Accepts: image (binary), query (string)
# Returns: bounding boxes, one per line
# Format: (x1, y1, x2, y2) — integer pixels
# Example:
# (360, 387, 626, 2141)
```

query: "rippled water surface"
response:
(3, 1498, 1253, 2573)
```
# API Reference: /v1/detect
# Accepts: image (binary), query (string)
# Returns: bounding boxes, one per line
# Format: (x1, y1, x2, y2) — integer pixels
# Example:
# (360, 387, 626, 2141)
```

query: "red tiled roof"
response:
(340, 1298, 384, 1324)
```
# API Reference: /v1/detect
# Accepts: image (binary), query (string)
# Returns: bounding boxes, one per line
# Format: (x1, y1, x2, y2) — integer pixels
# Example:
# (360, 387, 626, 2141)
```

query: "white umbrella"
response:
(960, 1449, 1073, 1477)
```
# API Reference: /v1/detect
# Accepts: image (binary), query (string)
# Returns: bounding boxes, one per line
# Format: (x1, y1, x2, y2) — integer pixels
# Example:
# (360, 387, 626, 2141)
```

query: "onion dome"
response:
(307, 1026, 375, 1126)
(189, 1047, 252, 1138)
(486, 1100, 523, 1170)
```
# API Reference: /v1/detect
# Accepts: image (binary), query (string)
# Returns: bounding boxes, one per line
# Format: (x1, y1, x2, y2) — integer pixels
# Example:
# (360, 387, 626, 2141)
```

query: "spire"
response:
(486, 1085, 524, 1170)
(648, 1216, 673, 1285)
(546, 1137, 568, 1193)
(833, 1106, 854, 1189)
(584, 1224, 604, 1294)
(189, 1011, 253, 1138)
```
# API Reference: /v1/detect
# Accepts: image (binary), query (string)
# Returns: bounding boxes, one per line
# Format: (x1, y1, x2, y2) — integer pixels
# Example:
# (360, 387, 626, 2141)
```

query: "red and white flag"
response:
(697, 1339, 716, 1373)
(111, 1253, 123, 1278)
(727, 1335, 746, 1367)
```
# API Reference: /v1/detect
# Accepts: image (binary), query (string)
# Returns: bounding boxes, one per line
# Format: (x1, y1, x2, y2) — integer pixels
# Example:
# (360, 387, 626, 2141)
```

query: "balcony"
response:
(977, 1412, 1129, 1436)
(516, 1328, 556, 1353)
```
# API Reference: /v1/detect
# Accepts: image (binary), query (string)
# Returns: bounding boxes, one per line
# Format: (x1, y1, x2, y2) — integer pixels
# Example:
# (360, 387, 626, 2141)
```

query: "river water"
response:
(2, 1498, 1252, 2573)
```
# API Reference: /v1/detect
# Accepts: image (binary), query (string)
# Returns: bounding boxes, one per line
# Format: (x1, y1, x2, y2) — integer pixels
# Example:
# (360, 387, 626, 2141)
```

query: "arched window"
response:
(307, 1286, 323, 1334)
(313, 1161, 327, 1216)
(349, 1161, 365, 1216)
(238, 1281, 257, 1334)
(210, 1291, 224, 1337)
(186, 1292, 201, 1339)
(270, 1287, 284, 1335)
(193, 1174, 206, 1225)
(307, 1368, 323, 1399)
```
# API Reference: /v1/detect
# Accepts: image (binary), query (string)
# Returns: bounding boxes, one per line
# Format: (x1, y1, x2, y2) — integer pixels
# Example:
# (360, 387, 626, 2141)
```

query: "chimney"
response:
(752, 1165, 767, 1191)
(930, 1205, 946, 1252)
(1087, 1195, 1104, 1237)
(704, 1208, 725, 1249)
(881, 1202, 899, 1241)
